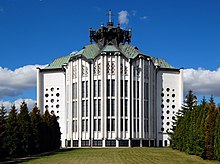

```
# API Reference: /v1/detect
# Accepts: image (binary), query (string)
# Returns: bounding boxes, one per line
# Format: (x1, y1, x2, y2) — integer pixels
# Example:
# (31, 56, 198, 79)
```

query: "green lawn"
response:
(22, 148, 220, 164)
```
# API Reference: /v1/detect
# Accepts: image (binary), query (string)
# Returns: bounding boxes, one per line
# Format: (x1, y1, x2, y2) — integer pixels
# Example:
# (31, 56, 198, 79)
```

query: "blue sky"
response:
(1, 0, 220, 108)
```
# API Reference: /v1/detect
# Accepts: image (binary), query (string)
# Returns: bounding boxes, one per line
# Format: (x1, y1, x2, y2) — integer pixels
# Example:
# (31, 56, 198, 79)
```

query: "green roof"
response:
(44, 43, 174, 70)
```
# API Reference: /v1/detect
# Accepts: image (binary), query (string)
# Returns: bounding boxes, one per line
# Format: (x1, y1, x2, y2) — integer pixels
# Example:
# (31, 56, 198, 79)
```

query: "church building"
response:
(37, 11, 183, 148)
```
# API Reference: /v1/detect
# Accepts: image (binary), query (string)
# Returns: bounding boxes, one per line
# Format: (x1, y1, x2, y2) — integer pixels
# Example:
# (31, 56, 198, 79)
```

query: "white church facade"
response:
(37, 13, 183, 148)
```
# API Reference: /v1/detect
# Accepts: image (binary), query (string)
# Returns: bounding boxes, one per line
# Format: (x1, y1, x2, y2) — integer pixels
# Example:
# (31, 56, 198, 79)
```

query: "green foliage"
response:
(1, 101, 61, 159)
(0, 105, 7, 159)
(171, 92, 220, 161)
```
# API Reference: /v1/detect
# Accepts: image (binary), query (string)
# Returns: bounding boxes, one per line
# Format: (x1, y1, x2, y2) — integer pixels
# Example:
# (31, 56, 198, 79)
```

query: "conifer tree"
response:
(0, 105, 7, 159)
(204, 98, 217, 159)
(214, 110, 220, 160)
(30, 105, 43, 154)
(182, 90, 197, 112)
(4, 105, 20, 157)
(17, 101, 33, 156)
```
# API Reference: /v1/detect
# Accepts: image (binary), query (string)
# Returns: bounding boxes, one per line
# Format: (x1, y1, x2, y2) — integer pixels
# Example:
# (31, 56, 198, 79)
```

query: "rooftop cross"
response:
(107, 9, 114, 26)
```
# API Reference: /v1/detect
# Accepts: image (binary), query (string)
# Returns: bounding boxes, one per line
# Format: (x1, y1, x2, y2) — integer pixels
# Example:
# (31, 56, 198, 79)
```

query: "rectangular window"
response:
(137, 81, 139, 98)
(107, 99, 110, 116)
(86, 119, 88, 132)
(125, 119, 128, 131)
(121, 119, 123, 131)
(134, 100, 136, 117)
(120, 80, 123, 97)
(137, 119, 139, 132)
(107, 119, 110, 131)
(134, 119, 136, 132)
(125, 100, 128, 117)
(86, 81, 88, 98)
(94, 99, 97, 116)
(133, 81, 136, 98)
(98, 119, 101, 131)
(73, 120, 77, 132)
(98, 99, 101, 116)
(73, 101, 77, 118)
(111, 119, 115, 131)
(94, 119, 97, 131)
(144, 83, 148, 99)
(107, 79, 110, 97)
(137, 100, 139, 117)
(111, 99, 115, 116)
(86, 100, 88, 117)
(98, 80, 101, 97)
(82, 100, 85, 117)
(73, 83, 77, 99)
(111, 79, 115, 97)
(82, 120, 85, 132)
(82, 81, 85, 98)
(120, 99, 123, 117)
(94, 80, 98, 97)
(144, 101, 148, 118)
(125, 80, 128, 97)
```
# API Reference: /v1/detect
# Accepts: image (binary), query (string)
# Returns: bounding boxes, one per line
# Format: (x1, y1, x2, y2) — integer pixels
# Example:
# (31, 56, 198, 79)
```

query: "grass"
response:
(21, 148, 220, 164)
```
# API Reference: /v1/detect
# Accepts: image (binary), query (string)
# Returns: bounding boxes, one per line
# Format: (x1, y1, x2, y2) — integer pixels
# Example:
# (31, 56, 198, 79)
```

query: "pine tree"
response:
(204, 98, 217, 159)
(30, 105, 43, 154)
(4, 105, 20, 157)
(0, 105, 7, 159)
(182, 90, 197, 112)
(214, 110, 220, 160)
(17, 101, 33, 156)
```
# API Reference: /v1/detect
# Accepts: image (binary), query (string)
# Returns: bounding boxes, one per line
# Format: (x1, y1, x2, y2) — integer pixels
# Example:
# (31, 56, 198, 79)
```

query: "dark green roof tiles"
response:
(44, 43, 174, 70)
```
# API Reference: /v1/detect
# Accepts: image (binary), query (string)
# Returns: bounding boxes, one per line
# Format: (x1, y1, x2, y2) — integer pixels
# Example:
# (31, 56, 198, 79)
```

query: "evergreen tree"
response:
(0, 105, 7, 159)
(4, 105, 20, 157)
(201, 96, 207, 107)
(214, 110, 220, 160)
(204, 98, 217, 160)
(30, 105, 43, 154)
(182, 90, 197, 112)
(17, 101, 33, 156)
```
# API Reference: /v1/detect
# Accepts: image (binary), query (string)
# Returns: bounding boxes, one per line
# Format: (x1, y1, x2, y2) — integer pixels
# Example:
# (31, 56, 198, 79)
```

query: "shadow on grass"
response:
(0, 148, 77, 164)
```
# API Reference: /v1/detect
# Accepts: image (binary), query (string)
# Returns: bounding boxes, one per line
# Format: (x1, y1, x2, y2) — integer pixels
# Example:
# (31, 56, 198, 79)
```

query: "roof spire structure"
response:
(89, 10, 132, 47)
(107, 9, 114, 26)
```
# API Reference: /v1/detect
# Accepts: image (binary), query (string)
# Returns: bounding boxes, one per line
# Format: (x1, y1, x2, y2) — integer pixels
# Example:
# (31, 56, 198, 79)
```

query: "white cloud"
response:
(140, 16, 148, 20)
(118, 10, 129, 26)
(0, 98, 36, 112)
(0, 64, 46, 99)
(183, 68, 220, 97)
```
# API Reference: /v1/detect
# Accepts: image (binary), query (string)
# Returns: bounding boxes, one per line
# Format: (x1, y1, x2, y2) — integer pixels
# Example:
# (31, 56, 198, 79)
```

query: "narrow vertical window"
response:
(94, 80, 98, 97)
(82, 81, 85, 98)
(82, 120, 85, 132)
(111, 79, 115, 97)
(121, 119, 123, 131)
(94, 99, 97, 116)
(134, 119, 136, 132)
(98, 119, 101, 131)
(137, 81, 139, 98)
(98, 80, 101, 97)
(107, 99, 110, 116)
(111, 119, 115, 131)
(98, 99, 101, 116)
(120, 80, 123, 97)
(120, 99, 123, 117)
(94, 119, 97, 131)
(125, 100, 128, 117)
(86, 100, 88, 117)
(133, 81, 136, 98)
(82, 100, 85, 117)
(125, 80, 128, 97)
(107, 79, 110, 97)
(86, 119, 88, 132)
(137, 119, 139, 132)
(134, 100, 136, 117)
(86, 81, 88, 98)
(111, 99, 115, 116)
(125, 119, 128, 131)
(137, 100, 139, 117)
(107, 119, 110, 131)
(73, 83, 77, 99)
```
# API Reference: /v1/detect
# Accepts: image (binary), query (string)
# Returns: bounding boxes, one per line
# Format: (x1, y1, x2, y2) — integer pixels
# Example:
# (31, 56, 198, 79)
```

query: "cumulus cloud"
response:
(0, 98, 36, 112)
(183, 68, 220, 97)
(118, 10, 129, 26)
(0, 64, 46, 99)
